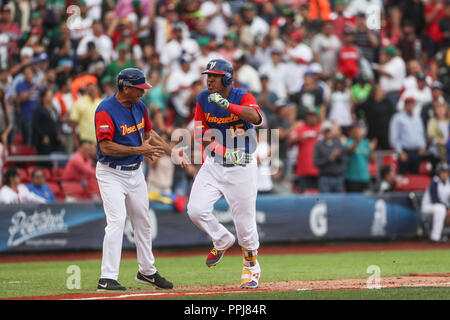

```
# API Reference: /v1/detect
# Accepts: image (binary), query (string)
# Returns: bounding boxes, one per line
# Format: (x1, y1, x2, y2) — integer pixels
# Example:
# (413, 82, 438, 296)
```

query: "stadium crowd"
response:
(1, 0, 450, 204)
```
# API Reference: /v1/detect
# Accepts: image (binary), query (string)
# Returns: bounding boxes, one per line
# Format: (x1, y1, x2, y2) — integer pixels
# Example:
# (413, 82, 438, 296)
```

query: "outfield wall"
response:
(0, 193, 423, 253)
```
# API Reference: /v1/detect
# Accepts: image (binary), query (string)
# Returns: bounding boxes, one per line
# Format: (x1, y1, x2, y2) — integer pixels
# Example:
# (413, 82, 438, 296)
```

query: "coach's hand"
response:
(139, 143, 165, 161)
(208, 93, 229, 109)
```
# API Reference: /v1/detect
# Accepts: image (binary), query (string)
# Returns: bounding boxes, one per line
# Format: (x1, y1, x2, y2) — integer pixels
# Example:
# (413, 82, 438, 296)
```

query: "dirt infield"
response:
(6, 275, 450, 300)
(2, 240, 450, 300)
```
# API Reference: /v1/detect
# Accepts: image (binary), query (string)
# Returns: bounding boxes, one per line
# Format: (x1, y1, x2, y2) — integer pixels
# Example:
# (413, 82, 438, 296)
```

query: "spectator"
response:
(377, 165, 397, 194)
(77, 20, 114, 65)
(389, 96, 426, 174)
(314, 121, 347, 193)
(255, 131, 273, 194)
(191, 36, 222, 78)
(289, 108, 321, 192)
(142, 69, 169, 131)
(26, 167, 56, 202)
(330, 0, 354, 41)
(421, 81, 446, 129)
(311, 20, 342, 78)
(397, 72, 432, 117)
(327, 72, 353, 135)
(337, 28, 361, 80)
(199, 0, 232, 45)
(0, 167, 46, 204)
(396, 20, 423, 63)
(258, 46, 289, 100)
(289, 71, 325, 122)
(241, 2, 269, 42)
(31, 87, 63, 155)
(351, 74, 372, 112)
(358, 84, 396, 150)
(232, 49, 261, 94)
(159, 21, 199, 70)
(373, 45, 407, 107)
(70, 82, 102, 147)
(146, 132, 175, 195)
(353, 11, 379, 63)
(165, 55, 199, 126)
(62, 140, 97, 182)
(427, 102, 449, 167)
(344, 121, 373, 192)
(218, 32, 239, 63)
(102, 42, 136, 84)
(69, 1, 93, 43)
(285, 29, 313, 96)
(14, 65, 42, 146)
(421, 162, 450, 243)
(52, 75, 76, 154)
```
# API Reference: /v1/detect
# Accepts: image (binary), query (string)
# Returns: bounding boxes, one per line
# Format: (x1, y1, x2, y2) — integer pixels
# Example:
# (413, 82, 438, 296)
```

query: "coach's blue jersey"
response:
(95, 95, 151, 165)
(195, 88, 261, 153)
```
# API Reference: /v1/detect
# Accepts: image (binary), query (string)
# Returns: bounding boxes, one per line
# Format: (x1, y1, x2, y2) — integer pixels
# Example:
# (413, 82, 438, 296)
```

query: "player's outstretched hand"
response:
(139, 143, 165, 160)
(171, 145, 190, 168)
(208, 93, 229, 109)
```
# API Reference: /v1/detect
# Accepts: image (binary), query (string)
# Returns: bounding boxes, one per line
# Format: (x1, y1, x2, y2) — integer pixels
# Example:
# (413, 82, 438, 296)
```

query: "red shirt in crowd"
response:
(337, 45, 360, 80)
(62, 151, 96, 182)
(292, 123, 321, 177)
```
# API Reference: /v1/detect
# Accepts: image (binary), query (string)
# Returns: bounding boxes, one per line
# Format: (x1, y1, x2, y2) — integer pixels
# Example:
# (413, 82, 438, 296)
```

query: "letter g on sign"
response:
(309, 202, 328, 237)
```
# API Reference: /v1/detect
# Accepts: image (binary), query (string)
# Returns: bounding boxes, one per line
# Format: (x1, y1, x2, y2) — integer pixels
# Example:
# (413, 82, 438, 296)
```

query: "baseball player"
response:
(421, 162, 450, 243)
(95, 68, 188, 291)
(187, 59, 264, 288)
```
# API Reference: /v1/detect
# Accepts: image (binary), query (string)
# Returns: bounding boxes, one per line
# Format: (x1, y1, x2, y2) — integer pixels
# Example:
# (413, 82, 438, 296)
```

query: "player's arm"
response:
(208, 92, 263, 125)
(95, 110, 164, 158)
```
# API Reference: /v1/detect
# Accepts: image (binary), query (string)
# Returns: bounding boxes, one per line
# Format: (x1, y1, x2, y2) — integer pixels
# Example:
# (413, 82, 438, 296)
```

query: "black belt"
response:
(102, 162, 141, 171)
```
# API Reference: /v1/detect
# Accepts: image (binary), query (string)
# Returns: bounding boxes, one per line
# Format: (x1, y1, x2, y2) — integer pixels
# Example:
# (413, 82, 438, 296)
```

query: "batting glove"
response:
(208, 93, 229, 109)
(224, 148, 251, 166)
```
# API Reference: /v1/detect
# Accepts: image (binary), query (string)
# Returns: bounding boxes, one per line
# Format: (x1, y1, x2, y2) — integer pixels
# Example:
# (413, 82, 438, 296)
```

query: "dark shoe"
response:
(135, 271, 173, 289)
(97, 278, 126, 291)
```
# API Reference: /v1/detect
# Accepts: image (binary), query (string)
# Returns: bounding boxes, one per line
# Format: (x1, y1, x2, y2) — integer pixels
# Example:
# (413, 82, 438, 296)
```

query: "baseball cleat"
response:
(135, 271, 174, 289)
(97, 278, 126, 291)
(240, 266, 260, 289)
(205, 236, 235, 267)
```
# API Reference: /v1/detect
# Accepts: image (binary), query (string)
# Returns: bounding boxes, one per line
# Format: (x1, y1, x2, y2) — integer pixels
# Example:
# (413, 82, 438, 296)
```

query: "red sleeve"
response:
(232, 92, 264, 126)
(144, 108, 152, 132)
(95, 110, 115, 142)
(193, 101, 226, 158)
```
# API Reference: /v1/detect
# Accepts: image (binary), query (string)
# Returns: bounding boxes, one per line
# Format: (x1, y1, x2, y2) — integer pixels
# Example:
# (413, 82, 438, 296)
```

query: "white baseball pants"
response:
(96, 163, 156, 280)
(422, 203, 447, 242)
(187, 158, 259, 251)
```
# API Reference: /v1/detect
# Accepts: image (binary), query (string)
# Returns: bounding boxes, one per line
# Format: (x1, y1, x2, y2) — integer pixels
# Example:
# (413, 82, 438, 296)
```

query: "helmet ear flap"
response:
(222, 73, 232, 86)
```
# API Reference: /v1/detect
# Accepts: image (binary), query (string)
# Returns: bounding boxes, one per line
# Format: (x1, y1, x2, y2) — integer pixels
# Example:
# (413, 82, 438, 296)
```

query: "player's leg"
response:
(187, 163, 235, 266)
(430, 203, 447, 242)
(125, 167, 173, 289)
(222, 164, 261, 288)
(96, 164, 128, 288)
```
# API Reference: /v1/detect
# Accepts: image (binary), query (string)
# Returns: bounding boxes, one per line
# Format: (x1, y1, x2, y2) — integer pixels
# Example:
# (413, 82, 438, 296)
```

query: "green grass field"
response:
(1, 248, 450, 299)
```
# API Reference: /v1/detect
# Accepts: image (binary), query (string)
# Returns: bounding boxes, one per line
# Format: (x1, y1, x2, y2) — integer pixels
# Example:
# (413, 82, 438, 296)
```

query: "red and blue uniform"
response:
(194, 88, 262, 155)
(95, 95, 152, 165)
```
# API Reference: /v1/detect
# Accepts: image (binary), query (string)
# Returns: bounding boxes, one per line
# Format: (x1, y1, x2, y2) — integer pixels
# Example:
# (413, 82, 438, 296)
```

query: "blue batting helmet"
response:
(116, 68, 152, 89)
(202, 59, 233, 87)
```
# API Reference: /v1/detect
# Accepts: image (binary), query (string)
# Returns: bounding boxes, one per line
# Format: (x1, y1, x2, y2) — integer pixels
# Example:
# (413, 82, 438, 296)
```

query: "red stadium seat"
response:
(47, 182, 66, 201)
(382, 153, 398, 173)
(61, 181, 92, 200)
(394, 174, 431, 192)
(419, 161, 432, 175)
(17, 168, 30, 183)
(86, 179, 101, 198)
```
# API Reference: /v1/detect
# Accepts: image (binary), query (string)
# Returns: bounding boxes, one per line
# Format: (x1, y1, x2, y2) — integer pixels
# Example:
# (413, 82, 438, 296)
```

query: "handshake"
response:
(208, 93, 229, 109)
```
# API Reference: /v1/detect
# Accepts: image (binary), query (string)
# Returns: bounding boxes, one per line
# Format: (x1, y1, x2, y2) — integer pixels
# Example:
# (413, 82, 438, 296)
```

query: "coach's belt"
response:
(103, 162, 141, 171)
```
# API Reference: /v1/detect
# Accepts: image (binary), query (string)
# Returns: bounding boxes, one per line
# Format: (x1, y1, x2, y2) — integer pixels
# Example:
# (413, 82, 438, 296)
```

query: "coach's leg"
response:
(96, 164, 128, 280)
(187, 163, 235, 250)
(125, 167, 156, 276)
